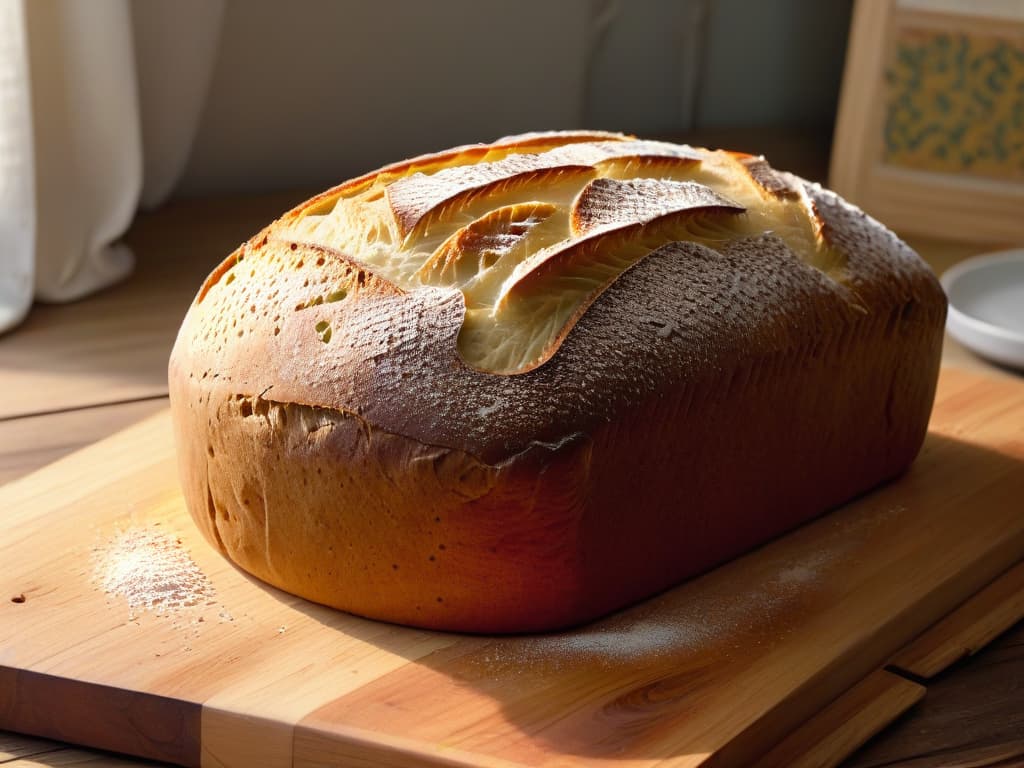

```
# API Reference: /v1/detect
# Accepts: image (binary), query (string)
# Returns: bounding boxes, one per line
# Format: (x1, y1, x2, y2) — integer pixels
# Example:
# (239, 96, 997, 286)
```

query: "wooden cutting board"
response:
(1, 368, 1023, 768)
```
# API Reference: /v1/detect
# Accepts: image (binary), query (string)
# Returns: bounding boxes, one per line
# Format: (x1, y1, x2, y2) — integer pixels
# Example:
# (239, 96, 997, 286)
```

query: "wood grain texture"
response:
(0, 668, 198, 767)
(754, 670, 925, 768)
(890, 560, 1024, 678)
(0, 414, 456, 768)
(0, 730, 65, 761)
(0, 369, 1022, 768)
(861, 166, 1024, 244)
(2, 748, 164, 767)
(829, 0, 893, 203)
(1, 728, 162, 767)
(0, 399, 167, 487)
(847, 622, 1024, 768)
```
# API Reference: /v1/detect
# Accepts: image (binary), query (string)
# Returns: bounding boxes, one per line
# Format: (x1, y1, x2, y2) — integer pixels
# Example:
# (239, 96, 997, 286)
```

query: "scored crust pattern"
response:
(272, 134, 844, 374)
(177, 132, 941, 465)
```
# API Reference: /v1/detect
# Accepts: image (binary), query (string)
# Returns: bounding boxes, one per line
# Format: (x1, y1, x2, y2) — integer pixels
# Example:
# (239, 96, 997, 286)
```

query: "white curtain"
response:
(0, 0, 224, 334)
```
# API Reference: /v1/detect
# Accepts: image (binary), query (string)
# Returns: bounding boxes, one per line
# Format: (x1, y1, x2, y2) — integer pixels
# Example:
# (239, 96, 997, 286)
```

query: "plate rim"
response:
(940, 248, 1024, 351)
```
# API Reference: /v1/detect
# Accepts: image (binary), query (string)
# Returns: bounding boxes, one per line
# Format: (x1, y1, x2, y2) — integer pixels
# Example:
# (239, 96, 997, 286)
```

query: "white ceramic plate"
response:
(941, 249, 1024, 370)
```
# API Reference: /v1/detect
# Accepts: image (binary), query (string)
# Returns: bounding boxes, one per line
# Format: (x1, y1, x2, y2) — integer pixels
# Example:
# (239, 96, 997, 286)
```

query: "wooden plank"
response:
(0, 369, 1022, 767)
(0, 413, 460, 767)
(862, 168, 1024, 245)
(0, 730, 64, 762)
(0, 667, 199, 767)
(829, 0, 894, 200)
(754, 670, 925, 768)
(3, 747, 163, 766)
(294, 724, 526, 768)
(845, 622, 1024, 767)
(0, 399, 167, 487)
(0, 191, 307, 421)
(198, 619, 452, 768)
(890, 560, 1024, 678)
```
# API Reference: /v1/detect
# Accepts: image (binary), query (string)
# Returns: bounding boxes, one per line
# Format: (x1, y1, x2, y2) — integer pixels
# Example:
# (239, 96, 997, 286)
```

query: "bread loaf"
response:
(168, 131, 946, 633)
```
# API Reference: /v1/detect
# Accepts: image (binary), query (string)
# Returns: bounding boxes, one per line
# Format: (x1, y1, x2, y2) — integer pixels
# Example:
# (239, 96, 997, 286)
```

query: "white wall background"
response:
(174, 0, 854, 196)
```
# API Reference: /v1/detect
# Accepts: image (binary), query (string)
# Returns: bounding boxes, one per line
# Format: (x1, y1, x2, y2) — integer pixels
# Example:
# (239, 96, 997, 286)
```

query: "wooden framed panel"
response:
(831, 0, 1024, 242)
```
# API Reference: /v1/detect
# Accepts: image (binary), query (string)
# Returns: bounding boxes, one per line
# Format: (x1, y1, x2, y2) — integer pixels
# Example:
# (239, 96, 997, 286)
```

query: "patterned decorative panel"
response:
(883, 26, 1024, 180)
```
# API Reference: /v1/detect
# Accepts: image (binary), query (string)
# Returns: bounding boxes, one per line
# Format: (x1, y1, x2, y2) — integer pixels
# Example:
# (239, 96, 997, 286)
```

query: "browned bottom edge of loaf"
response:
(172, 297, 944, 635)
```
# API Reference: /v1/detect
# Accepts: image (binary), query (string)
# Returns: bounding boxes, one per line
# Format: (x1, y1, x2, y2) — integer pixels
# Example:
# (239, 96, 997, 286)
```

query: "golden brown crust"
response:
(416, 202, 558, 287)
(279, 130, 631, 228)
(169, 131, 947, 633)
(387, 163, 595, 239)
(568, 177, 743, 236)
(735, 154, 803, 200)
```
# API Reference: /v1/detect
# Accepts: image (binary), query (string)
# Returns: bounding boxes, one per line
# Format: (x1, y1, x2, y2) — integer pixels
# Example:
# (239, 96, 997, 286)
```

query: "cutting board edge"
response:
(0, 664, 201, 767)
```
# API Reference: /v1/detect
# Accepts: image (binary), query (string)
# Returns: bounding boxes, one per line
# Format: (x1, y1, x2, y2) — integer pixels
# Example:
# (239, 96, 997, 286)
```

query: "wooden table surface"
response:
(2, 145, 1022, 767)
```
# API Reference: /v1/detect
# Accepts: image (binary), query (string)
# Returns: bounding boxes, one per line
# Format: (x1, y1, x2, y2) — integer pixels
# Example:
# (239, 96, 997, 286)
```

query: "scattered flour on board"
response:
(93, 527, 210, 615)
(91, 526, 235, 642)
(471, 504, 910, 675)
